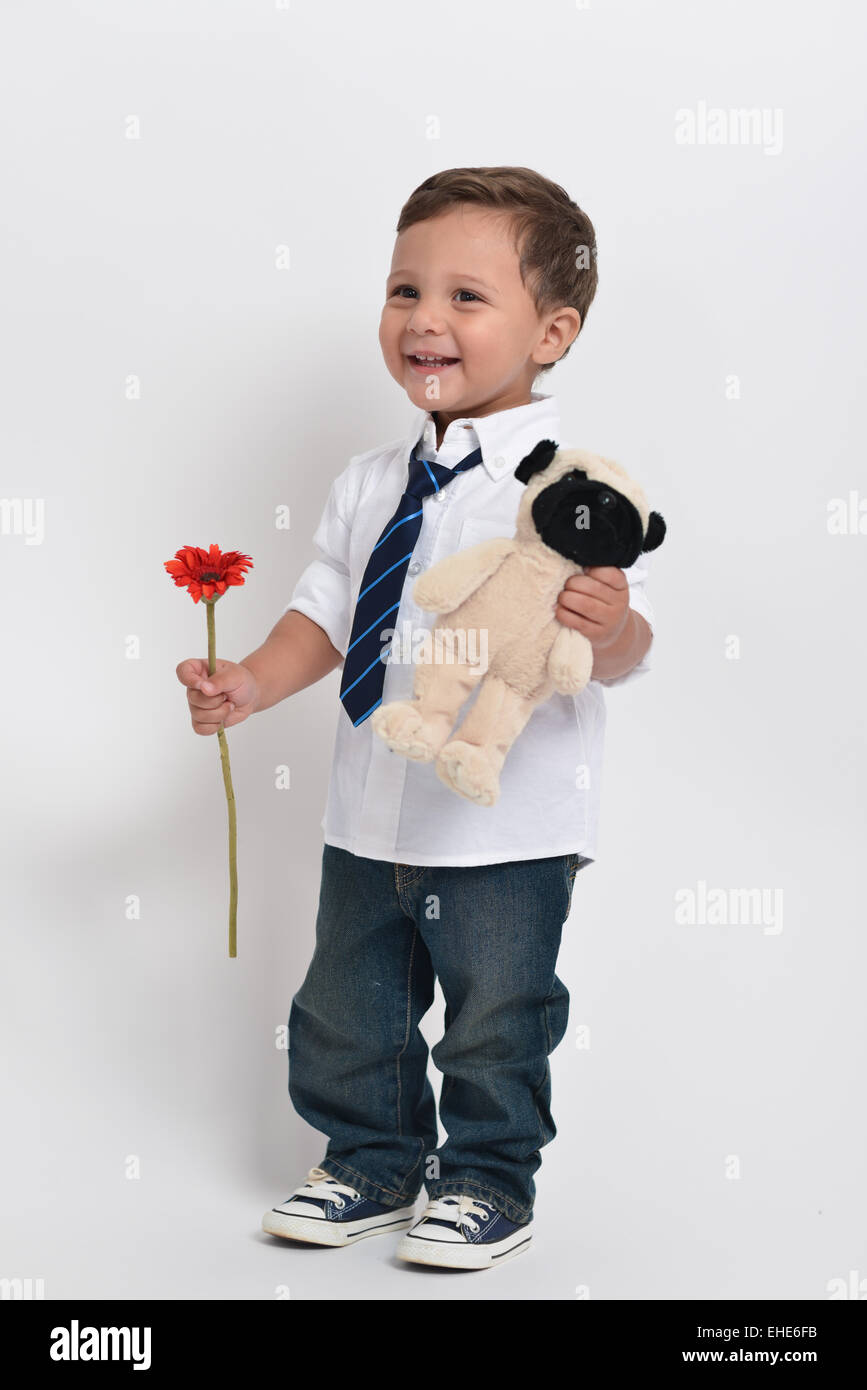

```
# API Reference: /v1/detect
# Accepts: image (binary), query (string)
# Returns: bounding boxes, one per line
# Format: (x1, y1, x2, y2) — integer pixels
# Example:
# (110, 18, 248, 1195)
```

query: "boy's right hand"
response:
(175, 658, 260, 735)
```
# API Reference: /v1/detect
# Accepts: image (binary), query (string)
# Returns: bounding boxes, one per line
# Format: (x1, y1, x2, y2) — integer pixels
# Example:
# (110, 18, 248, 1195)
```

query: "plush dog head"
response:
(513, 439, 666, 569)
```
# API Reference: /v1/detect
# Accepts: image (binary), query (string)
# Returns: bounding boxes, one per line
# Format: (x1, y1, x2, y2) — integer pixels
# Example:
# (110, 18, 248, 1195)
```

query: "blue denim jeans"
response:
(286, 844, 590, 1226)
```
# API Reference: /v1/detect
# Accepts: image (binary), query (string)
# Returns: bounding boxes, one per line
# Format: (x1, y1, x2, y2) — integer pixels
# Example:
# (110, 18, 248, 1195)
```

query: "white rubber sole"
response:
(396, 1225, 532, 1269)
(262, 1204, 417, 1247)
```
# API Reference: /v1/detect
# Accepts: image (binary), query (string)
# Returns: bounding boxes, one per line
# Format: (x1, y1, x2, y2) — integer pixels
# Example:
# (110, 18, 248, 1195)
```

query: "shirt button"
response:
(408, 561, 421, 575)
(494, 455, 505, 468)
(434, 489, 446, 502)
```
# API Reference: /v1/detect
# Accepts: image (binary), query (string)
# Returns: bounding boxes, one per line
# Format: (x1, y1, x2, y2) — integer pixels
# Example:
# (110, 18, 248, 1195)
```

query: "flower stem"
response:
(207, 599, 238, 958)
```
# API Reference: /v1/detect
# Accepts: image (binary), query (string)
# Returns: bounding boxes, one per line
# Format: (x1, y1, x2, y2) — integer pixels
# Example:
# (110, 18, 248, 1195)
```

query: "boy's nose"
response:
(407, 304, 447, 330)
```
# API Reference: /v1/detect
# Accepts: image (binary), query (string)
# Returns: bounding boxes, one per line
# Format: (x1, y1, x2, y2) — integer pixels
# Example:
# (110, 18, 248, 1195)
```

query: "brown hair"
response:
(395, 166, 598, 376)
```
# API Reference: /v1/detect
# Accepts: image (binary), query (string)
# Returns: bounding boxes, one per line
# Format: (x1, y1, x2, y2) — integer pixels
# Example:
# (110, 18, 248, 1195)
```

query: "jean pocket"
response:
(566, 852, 589, 880)
(564, 853, 591, 911)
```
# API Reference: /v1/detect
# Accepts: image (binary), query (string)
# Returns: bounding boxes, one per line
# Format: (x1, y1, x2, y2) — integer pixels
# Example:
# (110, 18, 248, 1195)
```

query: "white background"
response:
(1, 0, 865, 1300)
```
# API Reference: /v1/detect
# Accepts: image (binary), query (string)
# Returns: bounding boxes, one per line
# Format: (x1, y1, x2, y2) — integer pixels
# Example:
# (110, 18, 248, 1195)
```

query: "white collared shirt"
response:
(283, 390, 655, 866)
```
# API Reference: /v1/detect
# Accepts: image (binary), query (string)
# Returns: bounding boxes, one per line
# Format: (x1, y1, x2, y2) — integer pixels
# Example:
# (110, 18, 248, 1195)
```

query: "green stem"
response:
(207, 598, 238, 958)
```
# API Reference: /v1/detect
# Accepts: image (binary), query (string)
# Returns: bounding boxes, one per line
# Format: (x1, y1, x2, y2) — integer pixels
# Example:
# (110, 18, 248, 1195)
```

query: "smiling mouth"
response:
(406, 353, 461, 370)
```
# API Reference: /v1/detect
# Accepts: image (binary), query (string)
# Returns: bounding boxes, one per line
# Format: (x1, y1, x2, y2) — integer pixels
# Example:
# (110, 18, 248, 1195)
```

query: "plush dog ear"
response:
(514, 439, 559, 485)
(642, 510, 666, 552)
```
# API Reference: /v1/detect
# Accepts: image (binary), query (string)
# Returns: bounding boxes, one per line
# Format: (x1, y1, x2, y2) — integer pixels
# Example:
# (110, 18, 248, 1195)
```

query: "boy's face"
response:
(379, 205, 579, 430)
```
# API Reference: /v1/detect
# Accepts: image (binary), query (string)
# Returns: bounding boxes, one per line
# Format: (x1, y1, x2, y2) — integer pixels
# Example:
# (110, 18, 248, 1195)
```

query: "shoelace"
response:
(287, 1165, 360, 1209)
(420, 1194, 492, 1235)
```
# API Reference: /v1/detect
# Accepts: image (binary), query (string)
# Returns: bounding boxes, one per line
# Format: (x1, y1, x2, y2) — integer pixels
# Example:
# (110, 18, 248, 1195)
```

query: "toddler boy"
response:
(177, 166, 656, 1270)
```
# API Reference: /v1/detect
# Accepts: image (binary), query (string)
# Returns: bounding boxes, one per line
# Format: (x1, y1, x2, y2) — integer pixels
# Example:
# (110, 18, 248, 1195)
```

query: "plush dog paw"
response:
(370, 701, 437, 761)
(435, 740, 500, 806)
(548, 627, 594, 694)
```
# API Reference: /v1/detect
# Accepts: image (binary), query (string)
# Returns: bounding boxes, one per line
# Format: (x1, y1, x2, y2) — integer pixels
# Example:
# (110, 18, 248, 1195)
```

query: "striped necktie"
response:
(339, 442, 484, 726)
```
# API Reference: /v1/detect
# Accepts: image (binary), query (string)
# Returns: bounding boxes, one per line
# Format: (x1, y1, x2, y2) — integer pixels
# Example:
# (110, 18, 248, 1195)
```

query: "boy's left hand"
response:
(555, 566, 630, 651)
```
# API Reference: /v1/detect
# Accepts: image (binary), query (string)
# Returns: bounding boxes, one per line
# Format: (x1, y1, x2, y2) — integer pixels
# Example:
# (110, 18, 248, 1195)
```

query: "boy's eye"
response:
(389, 287, 481, 303)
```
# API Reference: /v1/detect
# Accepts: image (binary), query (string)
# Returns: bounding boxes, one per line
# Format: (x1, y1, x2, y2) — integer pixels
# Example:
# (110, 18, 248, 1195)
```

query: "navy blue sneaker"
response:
(262, 1166, 417, 1246)
(396, 1194, 532, 1269)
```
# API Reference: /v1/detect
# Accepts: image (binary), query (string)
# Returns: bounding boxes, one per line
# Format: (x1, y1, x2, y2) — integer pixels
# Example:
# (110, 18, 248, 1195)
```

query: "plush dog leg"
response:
(436, 675, 538, 806)
(372, 656, 482, 761)
(371, 699, 440, 760)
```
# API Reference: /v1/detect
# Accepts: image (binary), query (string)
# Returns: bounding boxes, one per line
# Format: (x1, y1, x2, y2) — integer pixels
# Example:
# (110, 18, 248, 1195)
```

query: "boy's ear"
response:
(642, 511, 666, 552)
(514, 439, 559, 485)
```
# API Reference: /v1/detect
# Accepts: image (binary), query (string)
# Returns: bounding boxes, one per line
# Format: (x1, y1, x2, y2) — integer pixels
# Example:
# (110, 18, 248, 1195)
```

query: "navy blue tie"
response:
(339, 442, 484, 726)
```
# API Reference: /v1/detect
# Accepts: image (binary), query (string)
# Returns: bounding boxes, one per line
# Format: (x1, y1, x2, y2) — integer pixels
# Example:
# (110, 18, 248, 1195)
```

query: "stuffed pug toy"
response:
(370, 439, 666, 807)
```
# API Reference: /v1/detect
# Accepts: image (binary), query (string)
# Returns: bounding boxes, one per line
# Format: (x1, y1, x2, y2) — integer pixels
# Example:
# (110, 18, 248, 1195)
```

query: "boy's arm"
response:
(557, 551, 656, 687)
(247, 456, 357, 712)
(242, 610, 343, 714)
(590, 608, 653, 683)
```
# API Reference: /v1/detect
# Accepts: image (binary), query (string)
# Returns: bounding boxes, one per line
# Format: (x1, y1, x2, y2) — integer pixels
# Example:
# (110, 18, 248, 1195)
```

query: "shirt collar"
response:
(399, 390, 561, 483)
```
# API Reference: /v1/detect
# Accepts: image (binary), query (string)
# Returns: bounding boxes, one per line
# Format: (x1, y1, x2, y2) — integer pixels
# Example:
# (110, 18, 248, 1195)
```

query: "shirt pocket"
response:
(458, 517, 515, 549)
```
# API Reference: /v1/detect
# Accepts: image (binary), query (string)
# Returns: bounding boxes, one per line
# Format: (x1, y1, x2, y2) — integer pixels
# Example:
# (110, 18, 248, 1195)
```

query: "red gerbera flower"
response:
(165, 540, 254, 958)
(164, 543, 254, 603)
